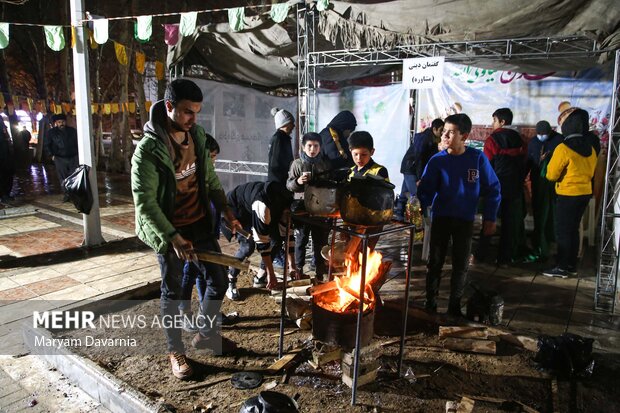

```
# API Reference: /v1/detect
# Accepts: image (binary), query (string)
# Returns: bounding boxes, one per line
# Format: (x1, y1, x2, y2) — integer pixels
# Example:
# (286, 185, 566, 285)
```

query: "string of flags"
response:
(0, 93, 155, 117)
(0, 0, 328, 50)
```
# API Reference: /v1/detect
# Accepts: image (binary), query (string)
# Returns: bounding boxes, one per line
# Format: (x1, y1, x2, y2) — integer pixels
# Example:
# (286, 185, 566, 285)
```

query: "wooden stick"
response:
(456, 396, 475, 413)
(175, 375, 232, 392)
(195, 251, 250, 271)
(439, 326, 489, 339)
(442, 338, 496, 355)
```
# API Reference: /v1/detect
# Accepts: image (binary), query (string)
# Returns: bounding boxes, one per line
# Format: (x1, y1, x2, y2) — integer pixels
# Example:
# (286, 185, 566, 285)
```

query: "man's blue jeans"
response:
(157, 222, 227, 353)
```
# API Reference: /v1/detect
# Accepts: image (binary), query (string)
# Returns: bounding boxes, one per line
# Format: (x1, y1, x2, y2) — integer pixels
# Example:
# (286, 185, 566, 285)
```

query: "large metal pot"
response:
(304, 180, 342, 217)
(340, 176, 395, 225)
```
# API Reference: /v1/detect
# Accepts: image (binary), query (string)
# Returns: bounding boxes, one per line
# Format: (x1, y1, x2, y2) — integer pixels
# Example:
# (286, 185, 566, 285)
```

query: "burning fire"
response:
(314, 248, 384, 313)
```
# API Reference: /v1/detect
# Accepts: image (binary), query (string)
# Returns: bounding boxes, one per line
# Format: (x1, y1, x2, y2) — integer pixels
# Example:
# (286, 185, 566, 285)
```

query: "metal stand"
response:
(278, 212, 415, 405)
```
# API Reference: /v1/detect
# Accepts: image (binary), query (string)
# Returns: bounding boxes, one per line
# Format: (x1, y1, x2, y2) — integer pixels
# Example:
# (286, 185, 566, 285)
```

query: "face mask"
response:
(537, 134, 548, 142)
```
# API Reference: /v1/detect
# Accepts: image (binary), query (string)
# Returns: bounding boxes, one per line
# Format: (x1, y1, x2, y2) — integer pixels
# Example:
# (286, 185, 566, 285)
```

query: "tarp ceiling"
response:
(167, 0, 620, 88)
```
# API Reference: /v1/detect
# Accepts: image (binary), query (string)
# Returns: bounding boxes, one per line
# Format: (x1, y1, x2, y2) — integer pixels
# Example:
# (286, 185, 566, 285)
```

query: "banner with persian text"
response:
(417, 62, 613, 143)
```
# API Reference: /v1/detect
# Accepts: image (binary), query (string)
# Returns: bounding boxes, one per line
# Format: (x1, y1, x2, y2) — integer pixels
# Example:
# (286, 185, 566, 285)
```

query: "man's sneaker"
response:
(542, 267, 569, 278)
(180, 312, 198, 333)
(272, 255, 285, 269)
(192, 333, 238, 354)
(226, 282, 241, 301)
(565, 268, 578, 276)
(169, 352, 193, 379)
(253, 269, 267, 288)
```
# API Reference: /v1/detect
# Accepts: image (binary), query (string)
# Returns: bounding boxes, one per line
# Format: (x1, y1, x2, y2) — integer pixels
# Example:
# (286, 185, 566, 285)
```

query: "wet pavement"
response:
(0, 162, 619, 412)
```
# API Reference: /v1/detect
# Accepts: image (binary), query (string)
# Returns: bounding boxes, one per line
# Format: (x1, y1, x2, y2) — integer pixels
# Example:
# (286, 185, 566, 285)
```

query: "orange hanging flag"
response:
(71, 26, 76, 48)
(145, 100, 152, 113)
(155, 61, 165, 81)
(114, 41, 128, 66)
(135, 52, 145, 75)
(62, 103, 71, 114)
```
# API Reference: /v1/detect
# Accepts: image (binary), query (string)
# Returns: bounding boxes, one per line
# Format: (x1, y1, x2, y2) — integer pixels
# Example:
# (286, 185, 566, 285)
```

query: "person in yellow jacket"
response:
(347, 131, 390, 181)
(543, 108, 598, 278)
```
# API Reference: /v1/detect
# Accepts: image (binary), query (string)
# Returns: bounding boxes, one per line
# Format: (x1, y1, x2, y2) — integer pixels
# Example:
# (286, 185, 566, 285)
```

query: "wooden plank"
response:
(551, 379, 560, 413)
(312, 347, 342, 366)
(456, 396, 475, 413)
(458, 394, 539, 413)
(175, 374, 232, 392)
(342, 367, 377, 388)
(439, 326, 489, 339)
(442, 338, 496, 355)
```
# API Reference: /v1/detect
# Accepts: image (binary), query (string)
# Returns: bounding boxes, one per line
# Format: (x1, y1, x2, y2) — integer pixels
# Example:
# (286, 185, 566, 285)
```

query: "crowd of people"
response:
(128, 78, 601, 379)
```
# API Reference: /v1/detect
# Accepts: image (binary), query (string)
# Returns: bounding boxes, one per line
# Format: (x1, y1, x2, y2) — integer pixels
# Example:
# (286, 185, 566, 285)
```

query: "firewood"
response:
(439, 326, 489, 339)
(456, 396, 475, 413)
(442, 338, 496, 355)
(310, 281, 338, 296)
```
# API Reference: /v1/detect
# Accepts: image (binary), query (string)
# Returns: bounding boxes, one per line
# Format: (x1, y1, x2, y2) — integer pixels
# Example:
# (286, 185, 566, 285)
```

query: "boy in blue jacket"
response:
(417, 114, 501, 316)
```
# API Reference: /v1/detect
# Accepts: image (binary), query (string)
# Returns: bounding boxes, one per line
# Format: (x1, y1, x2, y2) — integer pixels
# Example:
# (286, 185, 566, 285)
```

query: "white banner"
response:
(402, 57, 445, 89)
(190, 78, 297, 191)
(317, 84, 410, 192)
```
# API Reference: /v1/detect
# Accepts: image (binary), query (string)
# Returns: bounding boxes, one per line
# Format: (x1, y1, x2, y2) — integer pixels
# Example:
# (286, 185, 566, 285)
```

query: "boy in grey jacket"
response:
(287, 132, 331, 280)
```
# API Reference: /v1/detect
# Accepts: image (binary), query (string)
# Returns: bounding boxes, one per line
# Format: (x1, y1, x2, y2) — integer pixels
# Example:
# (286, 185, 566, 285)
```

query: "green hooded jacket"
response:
(131, 100, 227, 254)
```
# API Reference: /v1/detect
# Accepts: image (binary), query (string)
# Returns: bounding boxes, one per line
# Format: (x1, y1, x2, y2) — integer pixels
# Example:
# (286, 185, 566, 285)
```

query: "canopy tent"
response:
(168, 0, 620, 88)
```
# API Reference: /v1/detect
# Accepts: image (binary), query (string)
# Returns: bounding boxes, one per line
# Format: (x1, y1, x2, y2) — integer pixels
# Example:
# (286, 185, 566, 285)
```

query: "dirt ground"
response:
(59, 270, 620, 413)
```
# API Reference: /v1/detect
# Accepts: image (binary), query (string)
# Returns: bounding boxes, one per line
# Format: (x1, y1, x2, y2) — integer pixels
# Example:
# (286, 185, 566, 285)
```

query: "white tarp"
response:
(317, 83, 410, 191)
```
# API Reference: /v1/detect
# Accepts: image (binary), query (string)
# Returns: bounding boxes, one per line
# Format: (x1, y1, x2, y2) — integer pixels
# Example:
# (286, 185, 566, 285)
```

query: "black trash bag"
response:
(63, 164, 93, 214)
(239, 391, 299, 413)
(534, 333, 595, 378)
(466, 285, 504, 326)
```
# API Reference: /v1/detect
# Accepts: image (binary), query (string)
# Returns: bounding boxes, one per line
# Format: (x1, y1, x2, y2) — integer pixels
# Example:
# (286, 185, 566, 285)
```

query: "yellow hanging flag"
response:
(88, 29, 97, 49)
(145, 100, 152, 113)
(114, 41, 128, 66)
(155, 61, 165, 81)
(111, 103, 120, 114)
(27, 98, 33, 111)
(128, 102, 136, 114)
(91, 104, 98, 114)
(55, 105, 63, 115)
(71, 26, 76, 48)
(135, 51, 145, 75)
(103, 103, 111, 115)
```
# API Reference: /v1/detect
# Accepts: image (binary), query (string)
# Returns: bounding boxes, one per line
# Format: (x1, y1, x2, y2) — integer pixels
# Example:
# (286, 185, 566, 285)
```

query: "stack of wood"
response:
(439, 326, 539, 355)
(341, 346, 381, 388)
(271, 278, 313, 304)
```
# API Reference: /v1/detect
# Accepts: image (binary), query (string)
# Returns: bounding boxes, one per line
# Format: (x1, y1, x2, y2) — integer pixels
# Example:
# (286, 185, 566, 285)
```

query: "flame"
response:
(316, 248, 383, 313)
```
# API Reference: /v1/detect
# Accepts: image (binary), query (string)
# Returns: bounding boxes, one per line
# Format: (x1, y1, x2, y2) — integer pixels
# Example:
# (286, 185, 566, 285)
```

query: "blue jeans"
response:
(157, 219, 227, 353)
(178, 261, 207, 313)
(229, 231, 256, 282)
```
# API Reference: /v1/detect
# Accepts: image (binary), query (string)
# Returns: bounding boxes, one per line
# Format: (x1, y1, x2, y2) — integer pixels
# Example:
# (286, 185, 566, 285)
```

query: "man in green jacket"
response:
(131, 79, 242, 380)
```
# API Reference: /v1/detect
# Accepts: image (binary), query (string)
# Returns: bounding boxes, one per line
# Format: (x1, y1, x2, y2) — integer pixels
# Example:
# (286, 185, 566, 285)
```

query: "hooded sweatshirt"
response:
(546, 109, 597, 196)
(319, 111, 357, 169)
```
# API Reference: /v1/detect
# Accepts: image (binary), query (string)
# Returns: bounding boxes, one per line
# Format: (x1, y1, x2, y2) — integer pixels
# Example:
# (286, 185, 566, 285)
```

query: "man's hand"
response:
(266, 273, 278, 290)
(171, 233, 196, 261)
(223, 209, 242, 236)
(482, 220, 496, 236)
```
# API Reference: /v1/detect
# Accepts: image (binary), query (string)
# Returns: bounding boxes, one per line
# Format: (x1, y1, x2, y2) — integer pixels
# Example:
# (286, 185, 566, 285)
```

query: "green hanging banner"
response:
(228, 7, 245, 32)
(135, 15, 152, 42)
(317, 0, 329, 12)
(44, 25, 65, 51)
(179, 12, 197, 37)
(270, 3, 290, 23)
(0, 23, 9, 49)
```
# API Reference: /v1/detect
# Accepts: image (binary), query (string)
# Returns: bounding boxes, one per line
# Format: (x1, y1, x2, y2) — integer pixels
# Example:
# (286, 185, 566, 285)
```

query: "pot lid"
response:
(349, 175, 395, 190)
(231, 372, 263, 390)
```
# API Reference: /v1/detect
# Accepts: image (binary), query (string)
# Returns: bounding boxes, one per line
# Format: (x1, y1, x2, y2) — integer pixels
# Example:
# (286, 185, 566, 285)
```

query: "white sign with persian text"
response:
(402, 57, 445, 89)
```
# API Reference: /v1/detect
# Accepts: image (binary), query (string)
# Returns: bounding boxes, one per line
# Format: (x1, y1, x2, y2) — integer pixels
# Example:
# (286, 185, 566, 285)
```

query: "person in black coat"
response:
(223, 181, 296, 296)
(0, 121, 14, 203)
(395, 118, 444, 220)
(44, 114, 79, 201)
(525, 121, 563, 262)
(319, 110, 357, 169)
(267, 108, 295, 184)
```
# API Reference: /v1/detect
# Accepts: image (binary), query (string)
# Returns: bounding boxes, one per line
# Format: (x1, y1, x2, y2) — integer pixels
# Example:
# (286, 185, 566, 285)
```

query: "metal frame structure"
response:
(213, 160, 267, 176)
(596, 50, 620, 313)
(296, 6, 619, 315)
(296, 2, 318, 134)
(280, 213, 415, 406)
